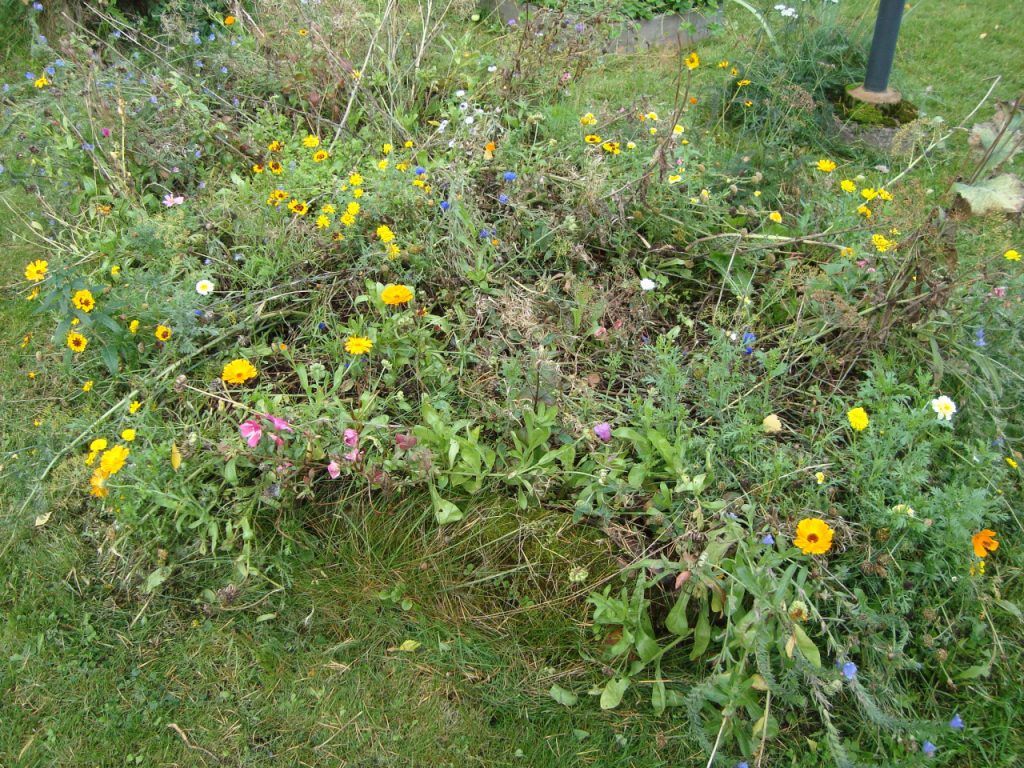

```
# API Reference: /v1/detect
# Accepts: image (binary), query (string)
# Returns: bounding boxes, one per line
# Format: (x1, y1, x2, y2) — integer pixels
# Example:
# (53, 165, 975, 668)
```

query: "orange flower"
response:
(794, 518, 834, 555)
(972, 529, 999, 558)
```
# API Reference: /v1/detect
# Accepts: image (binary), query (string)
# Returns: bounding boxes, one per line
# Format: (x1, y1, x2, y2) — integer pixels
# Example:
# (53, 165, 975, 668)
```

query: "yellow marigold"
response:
(847, 407, 869, 431)
(129, 400, 142, 414)
(121, 428, 136, 442)
(89, 470, 109, 497)
(344, 336, 373, 355)
(816, 159, 836, 173)
(768, 211, 782, 223)
(580, 112, 597, 126)
(1007, 457, 1018, 469)
(601, 141, 621, 155)
(155, 325, 172, 342)
(72, 289, 96, 312)
(840, 179, 856, 193)
(313, 150, 329, 163)
(222, 358, 259, 385)
(316, 214, 330, 229)
(99, 444, 130, 477)
(252, 164, 264, 174)
(67, 331, 88, 353)
(288, 200, 309, 215)
(584, 134, 602, 144)
(736, 78, 751, 87)
(346, 201, 360, 216)
(269, 161, 283, 175)
(25, 259, 48, 282)
(381, 284, 414, 306)
(685, 52, 700, 70)
(350, 173, 363, 186)
(303, 135, 320, 148)
(794, 518, 834, 555)
(376, 225, 396, 243)
(972, 529, 999, 558)
(1004, 249, 1021, 262)
(129, 319, 140, 334)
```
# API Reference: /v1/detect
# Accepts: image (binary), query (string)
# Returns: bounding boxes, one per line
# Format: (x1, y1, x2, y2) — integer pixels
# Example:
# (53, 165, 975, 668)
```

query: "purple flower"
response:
(150, 95, 158, 104)
(949, 713, 964, 730)
(101, 127, 111, 138)
(922, 741, 936, 758)
(479, 228, 491, 239)
(343, 428, 359, 448)
(239, 420, 263, 447)
(498, 193, 509, 204)
(82, 142, 95, 151)
(508, 18, 517, 26)
(440, 200, 450, 211)
(761, 533, 775, 545)
(593, 422, 612, 442)
(503, 171, 517, 181)
(974, 328, 986, 347)
(574, 22, 586, 32)
(264, 414, 294, 432)
(327, 460, 341, 479)
(343, 448, 363, 462)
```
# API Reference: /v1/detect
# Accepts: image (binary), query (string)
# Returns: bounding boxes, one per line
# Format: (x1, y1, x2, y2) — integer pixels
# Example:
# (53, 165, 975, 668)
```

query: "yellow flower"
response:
(27, 287, 39, 301)
(83, 380, 94, 392)
(382, 143, 393, 155)
(1004, 249, 1021, 262)
(340, 212, 356, 227)
(580, 112, 597, 126)
(743, 100, 753, 108)
(252, 164, 264, 174)
(344, 336, 373, 355)
(388, 243, 401, 259)
(376, 224, 396, 243)
(67, 331, 88, 353)
(313, 150, 329, 163)
(303, 135, 320, 148)
(673, 124, 684, 135)
(381, 284, 414, 306)
(762, 414, 783, 433)
(685, 52, 700, 70)
(668, 174, 682, 185)
(121, 428, 136, 442)
(287, 200, 309, 215)
(129, 400, 142, 414)
(856, 205, 872, 218)
(221, 358, 259, 385)
(971, 529, 999, 558)
(794, 518, 834, 555)
(346, 201, 360, 216)
(297, 28, 308, 36)
(25, 259, 48, 282)
(872, 234, 896, 253)
(847, 407, 869, 431)
(584, 134, 602, 144)
(878, 189, 893, 201)
(860, 187, 878, 201)
(129, 319, 140, 334)
(269, 161, 283, 174)
(768, 211, 782, 223)
(155, 325, 172, 342)
(34, 75, 49, 88)
(268, 140, 283, 152)
(322, 204, 337, 214)
(377, 159, 389, 170)
(717, 60, 729, 68)
(72, 289, 96, 312)
(1007, 457, 1019, 469)
(316, 214, 330, 229)
(601, 141, 621, 155)
(111, 265, 121, 276)
(649, 127, 658, 134)
(89, 470, 109, 497)
(736, 79, 751, 87)
(224, 15, 236, 25)
(99, 444, 130, 477)
(816, 159, 836, 173)
(350, 173, 363, 186)
(353, 188, 363, 198)
(815, 471, 825, 485)
(840, 179, 856, 193)
(86, 438, 108, 466)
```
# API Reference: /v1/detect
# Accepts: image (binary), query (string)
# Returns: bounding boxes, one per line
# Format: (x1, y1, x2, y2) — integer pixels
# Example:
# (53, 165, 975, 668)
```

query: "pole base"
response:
(848, 85, 902, 105)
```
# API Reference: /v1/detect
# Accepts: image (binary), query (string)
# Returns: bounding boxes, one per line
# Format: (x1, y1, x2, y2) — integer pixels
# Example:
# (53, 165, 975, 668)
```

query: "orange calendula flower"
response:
(67, 331, 88, 353)
(89, 470, 109, 497)
(344, 336, 373, 355)
(98, 444, 130, 477)
(794, 518, 834, 555)
(381, 284, 413, 306)
(972, 529, 999, 558)
(221, 358, 259, 385)
(155, 325, 172, 342)
(224, 15, 236, 25)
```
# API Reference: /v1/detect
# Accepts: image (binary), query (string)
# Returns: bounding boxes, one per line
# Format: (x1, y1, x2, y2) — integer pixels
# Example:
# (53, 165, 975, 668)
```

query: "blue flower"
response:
(192, 32, 201, 44)
(415, 166, 426, 175)
(208, 33, 216, 41)
(741, 331, 756, 354)
(232, 97, 240, 107)
(949, 713, 964, 730)
(737, 763, 749, 768)
(194, 309, 204, 317)
(220, 66, 228, 74)
(480, 228, 491, 239)
(761, 533, 775, 545)
(498, 194, 509, 204)
(203, 258, 213, 265)
(922, 741, 936, 757)
(55, 58, 64, 67)
(113, 30, 122, 38)
(38, 35, 48, 44)
(318, 321, 329, 332)
(0, 163, 5, 174)
(25, 72, 35, 80)
(974, 328, 986, 347)
(45, 66, 55, 76)
(503, 170, 517, 181)
(32, 2, 44, 10)
(194, 59, 204, 68)
(150, 95, 158, 104)
(840, 661, 857, 680)
(440, 200, 450, 211)
(81, 142, 95, 151)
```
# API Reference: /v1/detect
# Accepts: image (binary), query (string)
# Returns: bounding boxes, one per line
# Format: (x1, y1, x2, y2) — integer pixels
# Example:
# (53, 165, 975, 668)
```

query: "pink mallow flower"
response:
(268, 433, 284, 449)
(395, 433, 417, 451)
(593, 422, 612, 442)
(162, 193, 185, 207)
(327, 460, 341, 479)
(264, 414, 294, 432)
(239, 420, 263, 447)
(343, 428, 359, 448)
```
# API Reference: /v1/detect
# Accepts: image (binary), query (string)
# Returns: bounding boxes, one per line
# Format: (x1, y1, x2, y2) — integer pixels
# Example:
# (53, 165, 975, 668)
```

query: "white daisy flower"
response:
(640, 278, 656, 291)
(930, 395, 957, 421)
(195, 279, 215, 296)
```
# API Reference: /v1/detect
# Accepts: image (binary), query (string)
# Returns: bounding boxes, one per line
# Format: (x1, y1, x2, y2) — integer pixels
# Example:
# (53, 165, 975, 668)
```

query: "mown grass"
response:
(1, 0, 1022, 766)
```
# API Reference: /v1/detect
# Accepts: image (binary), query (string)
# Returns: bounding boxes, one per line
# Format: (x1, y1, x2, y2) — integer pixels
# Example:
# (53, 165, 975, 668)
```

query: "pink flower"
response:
(264, 414, 293, 432)
(395, 433, 417, 451)
(101, 127, 111, 138)
(162, 193, 185, 207)
(991, 286, 1007, 298)
(239, 419, 262, 447)
(343, 448, 363, 462)
(593, 422, 612, 442)
(268, 433, 284, 449)
(327, 460, 341, 479)
(343, 428, 359, 448)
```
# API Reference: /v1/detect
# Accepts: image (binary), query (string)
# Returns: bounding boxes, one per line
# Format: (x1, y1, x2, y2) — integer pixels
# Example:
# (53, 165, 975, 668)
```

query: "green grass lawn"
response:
(1, 1, 1022, 766)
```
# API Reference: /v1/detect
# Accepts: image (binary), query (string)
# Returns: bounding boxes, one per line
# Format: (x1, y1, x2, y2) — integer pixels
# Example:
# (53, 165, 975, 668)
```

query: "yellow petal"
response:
(170, 442, 182, 472)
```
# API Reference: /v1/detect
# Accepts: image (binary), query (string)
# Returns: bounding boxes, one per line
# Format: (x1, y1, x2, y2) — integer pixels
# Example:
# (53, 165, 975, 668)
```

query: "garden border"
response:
(478, 1, 723, 54)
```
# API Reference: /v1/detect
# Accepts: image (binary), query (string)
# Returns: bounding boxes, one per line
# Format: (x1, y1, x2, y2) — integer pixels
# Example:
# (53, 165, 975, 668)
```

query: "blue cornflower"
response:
(974, 328, 986, 347)
(741, 331, 756, 354)
(194, 309, 204, 317)
(498, 193, 509, 204)
(25, 71, 35, 80)
(318, 321, 329, 332)
(32, 2, 44, 10)
(194, 149, 202, 158)
(737, 763, 749, 768)
(949, 713, 964, 730)
(761, 533, 775, 545)
(194, 59, 204, 68)
(55, 58, 64, 66)
(208, 33, 216, 41)
(922, 741, 936, 758)
(81, 142, 95, 151)
(480, 228, 491, 239)
(415, 166, 426, 175)
(45, 66, 55, 76)
(113, 30, 122, 38)
(139, 76, 146, 84)
(150, 95, 158, 104)
(840, 661, 857, 680)
(440, 200, 450, 211)
(220, 66, 228, 74)
(38, 35, 48, 44)
(503, 170, 517, 181)
(192, 32, 201, 44)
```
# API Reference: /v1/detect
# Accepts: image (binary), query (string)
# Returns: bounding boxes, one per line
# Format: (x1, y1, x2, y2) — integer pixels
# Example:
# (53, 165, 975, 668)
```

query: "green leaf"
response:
(952, 173, 1024, 215)
(956, 663, 991, 680)
(600, 677, 630, 710)
(690, 608, 711, 660)
(651, 662, 666, 715)
(665, 592, 691, 636)
(549, 684, 578, 708)
(792, 624, 821, 668)
(429, 485, 463, 525)
(144, 566, 172, 593)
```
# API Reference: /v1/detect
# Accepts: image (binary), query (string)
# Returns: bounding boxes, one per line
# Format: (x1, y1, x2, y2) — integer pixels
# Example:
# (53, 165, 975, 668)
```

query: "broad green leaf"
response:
(398, 639, 422, 652)
(792, 624, 821, 668)
(600, 677, 630, 710)
(665, 592, 691, 636)
(690, 608, 711, 660)
(429, 485, 463, 525)
(952, 173, 1024, 215)
(549, 684, 578, 707)
(144, 566, 172, 593)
